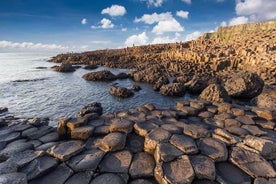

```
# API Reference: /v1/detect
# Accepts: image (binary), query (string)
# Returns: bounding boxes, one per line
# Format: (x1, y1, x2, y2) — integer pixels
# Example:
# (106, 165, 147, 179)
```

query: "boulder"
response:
(77, 102, 103, 117)
(224, 71, 264, 98)
(53, 63, 76, 72)
(109, 86, 134, 98)
(251, 90, 276, 109)
(82, 70, 116, 81)
(83, 65, 98, 70)
(159, 83, 186, 96)
(116, 72, 129, 79)
(199, 83, 230, 102)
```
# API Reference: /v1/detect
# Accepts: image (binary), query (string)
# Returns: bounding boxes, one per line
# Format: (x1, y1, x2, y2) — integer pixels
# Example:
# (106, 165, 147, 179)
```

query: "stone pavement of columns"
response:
(0, 100, 275, 184)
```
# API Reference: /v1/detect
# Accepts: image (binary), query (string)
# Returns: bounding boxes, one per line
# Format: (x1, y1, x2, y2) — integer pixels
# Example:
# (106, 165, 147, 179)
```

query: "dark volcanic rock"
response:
(0, 107, 8, 114)
(30, 163, 73, 184)
(53, 63, 76, 72)
(78, 102, 103, 117)
(99, 150, 132, 173)
(0, 173, 27, 184)
(216, 162, 251, 184)
(224, 71, 264, 98)
(82, 70, 116, 81)
(20, 156, 58, 180)
(109, 86, 134, 98)
(83, 65, 98, 70)
(199, 83, 231, 102)
(90, 173, 125, 184)
(116, 72, 129, 79)
(159, 83, 186, 96)
(129, 152, 155, 178)
(230, 146, 276, 178)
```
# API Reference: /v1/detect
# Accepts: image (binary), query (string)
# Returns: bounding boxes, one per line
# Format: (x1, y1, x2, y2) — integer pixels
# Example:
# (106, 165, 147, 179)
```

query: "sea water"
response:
(0, 52, 189, 126)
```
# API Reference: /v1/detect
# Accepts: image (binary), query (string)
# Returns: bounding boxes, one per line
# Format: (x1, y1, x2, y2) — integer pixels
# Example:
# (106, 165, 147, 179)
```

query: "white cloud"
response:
(121, 28, 127, 32)
(220, 21, 227, 27)
(91, 18, 114, 29)
(81, 18, 87, 25)
(236, 0, 276, 21)
(181, 0, 191, 4)
(135, 12, 184, 35)
(101, 5, 126, 17)
(229, 16, 249, 26)
(91, 40, 111, 44)
(152, 19, 184, 35)
(134, 12, 173, 24)
(0, 40, 69, 52)
(176, 10, 189, 19)
(152, 33, 181, 44)
(146, 0, 165, 7)
(184, 31, 202, 41)
(125, 32, 148, 46)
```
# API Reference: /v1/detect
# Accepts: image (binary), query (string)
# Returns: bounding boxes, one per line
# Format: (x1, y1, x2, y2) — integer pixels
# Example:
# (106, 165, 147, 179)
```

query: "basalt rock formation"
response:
(50, 21, 276, 87)
(1, 100, 276, 183)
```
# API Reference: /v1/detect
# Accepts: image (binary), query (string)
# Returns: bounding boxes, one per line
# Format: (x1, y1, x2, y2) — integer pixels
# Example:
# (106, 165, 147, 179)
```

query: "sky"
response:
(0, 0, 275, 53)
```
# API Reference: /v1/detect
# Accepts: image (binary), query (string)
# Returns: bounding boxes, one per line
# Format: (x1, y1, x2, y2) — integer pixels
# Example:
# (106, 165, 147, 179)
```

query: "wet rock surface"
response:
(52, 63, 76, 72)
(0, 99, 276, 183)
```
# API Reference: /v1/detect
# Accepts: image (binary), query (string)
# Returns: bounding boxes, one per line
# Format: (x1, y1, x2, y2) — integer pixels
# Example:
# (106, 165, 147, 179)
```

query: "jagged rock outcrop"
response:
(109, 85, 134, 98)
(224, 71, 264, 99)
(82, 70, 116, 81)
(52, 63, 76, 72)
(199, 83, 230, 102)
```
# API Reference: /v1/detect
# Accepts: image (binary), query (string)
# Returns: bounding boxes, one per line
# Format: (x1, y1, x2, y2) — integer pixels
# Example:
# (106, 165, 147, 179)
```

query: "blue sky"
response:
(0, 0, 275, 52)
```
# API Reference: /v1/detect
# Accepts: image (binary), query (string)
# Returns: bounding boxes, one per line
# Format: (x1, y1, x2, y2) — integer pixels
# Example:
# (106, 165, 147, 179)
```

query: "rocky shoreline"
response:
(1, 21, 275, 184)
(0, 99, 275, 184)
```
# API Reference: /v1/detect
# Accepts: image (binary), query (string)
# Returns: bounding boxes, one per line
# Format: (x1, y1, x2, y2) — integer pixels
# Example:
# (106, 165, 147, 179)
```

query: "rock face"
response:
(82, 70, 116, 81)
(53, 63, 76, 72)
(224, 71, 264, 99)
(160, 83, 186, 96)
(199, 83, 230, 102)
(109, 85, 134, 98)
